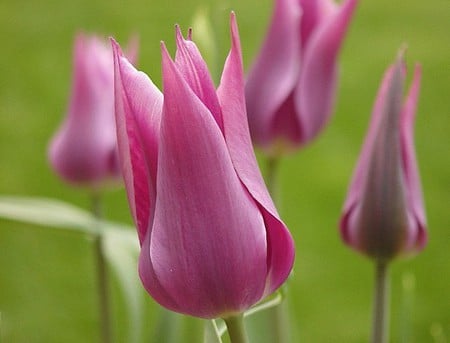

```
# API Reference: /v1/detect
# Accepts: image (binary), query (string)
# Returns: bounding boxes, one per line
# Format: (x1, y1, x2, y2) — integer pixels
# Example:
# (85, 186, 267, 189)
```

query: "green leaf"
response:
(0, 196, 144, 343)
(102, 225, 143, 343)
(204, 320, 223, 343)
(0, 196, 98, 234)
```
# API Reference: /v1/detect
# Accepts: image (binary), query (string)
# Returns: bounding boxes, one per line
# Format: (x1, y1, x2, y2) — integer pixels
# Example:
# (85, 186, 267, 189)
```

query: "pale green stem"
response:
(371, 260, 390, 343)
(265, 155, 290, 343)
(224, 315, 249, 343)
(91, 193, 111, 343)
(266, 155, 281, 203)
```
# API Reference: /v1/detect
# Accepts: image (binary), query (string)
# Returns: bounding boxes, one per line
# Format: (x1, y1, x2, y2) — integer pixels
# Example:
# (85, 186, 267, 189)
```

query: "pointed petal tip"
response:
(229, 11, 240, 50)
(230, 11, 237, 29)
(110, 37, 121, 53)
(160, 40, 168, 55)
(175, 24, 183, 43)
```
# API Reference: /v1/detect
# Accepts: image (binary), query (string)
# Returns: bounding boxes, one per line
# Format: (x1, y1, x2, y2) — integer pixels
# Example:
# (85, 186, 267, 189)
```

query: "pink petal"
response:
(352, 62, 410, 258)
(299, 0, 321, 46)
(340, 63, 396, 245)
(218, 13, 295, 296)
(112, 39, 163, 244)
(48, 34, 118, 185)
(148, 42, 267, 318)
(245, 0, 301, 146)
(296, 0, 358, 143)
(174, 26, 223, 131)
(400, 64, 427, 249)
(300, 0, 338, 46)
(138, 224, 181, 313)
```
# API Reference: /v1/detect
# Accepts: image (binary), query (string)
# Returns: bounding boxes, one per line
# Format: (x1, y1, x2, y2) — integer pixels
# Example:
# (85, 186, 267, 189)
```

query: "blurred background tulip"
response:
(48, 34, 138, 190)
(246, 0, 358, 155)
(339, 53, 427, 343)
(340, 55, 427, 261)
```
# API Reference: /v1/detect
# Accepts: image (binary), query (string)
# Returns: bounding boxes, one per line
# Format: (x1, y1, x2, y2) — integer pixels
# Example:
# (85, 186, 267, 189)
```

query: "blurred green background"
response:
(0, 0, 449, 342)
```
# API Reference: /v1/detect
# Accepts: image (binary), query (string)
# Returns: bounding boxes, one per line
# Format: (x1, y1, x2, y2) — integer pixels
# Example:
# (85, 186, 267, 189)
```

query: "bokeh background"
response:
(0, 0, 449, 342)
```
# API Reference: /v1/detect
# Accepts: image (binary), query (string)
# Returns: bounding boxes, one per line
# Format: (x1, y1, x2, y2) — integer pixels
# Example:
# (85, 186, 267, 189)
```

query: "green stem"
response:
(266, 155, 281, 203)
(265, 155, 290, 343)
(371, 260, 390, 343)
(224, 315, 249, 343)
(91, 193, 111, 343)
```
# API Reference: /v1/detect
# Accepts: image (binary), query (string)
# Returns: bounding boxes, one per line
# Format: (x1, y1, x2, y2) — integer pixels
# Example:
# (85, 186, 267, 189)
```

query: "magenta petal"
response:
(218, 14, 295, 296)
(147, 43, 267, 319)
(340, 64, 396, 246)
(354, 62, 409, 259)
(112, 39, 163, 244)
(340, 56, 427, 260)
(296, 0, 357, 143)
(138, 226, 180, 313)
(174, 26, 223, 131)
(245, 0, 301, 146)
(400, 64, 427, 250)
(49, 34, 118, 185)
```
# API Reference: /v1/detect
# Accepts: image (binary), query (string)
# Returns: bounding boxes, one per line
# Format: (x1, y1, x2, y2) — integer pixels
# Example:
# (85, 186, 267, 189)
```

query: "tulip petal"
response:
(218, 14, 295, 296)
(174, 26, 223, 131)
(112, 39, 163, 243)
(299, 0, 338, 46)
(138, 224, 181, 313)
(245, 0, 301, 146)
(340, 64, 396, 245)
(400, 64, 427, 249)
(354, 62, 410, 259)
(48, 34, 118, 185)
(148, 42, 267, 318)
(296, 0, 357, 143)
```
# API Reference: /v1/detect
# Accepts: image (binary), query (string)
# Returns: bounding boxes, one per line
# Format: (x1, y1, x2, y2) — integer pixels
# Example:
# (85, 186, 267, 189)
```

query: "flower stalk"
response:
(371, 260, 390, 343)
(265, 155, 290, 343)
(224, 315, 249, 343)
(91, 193, 111, 343)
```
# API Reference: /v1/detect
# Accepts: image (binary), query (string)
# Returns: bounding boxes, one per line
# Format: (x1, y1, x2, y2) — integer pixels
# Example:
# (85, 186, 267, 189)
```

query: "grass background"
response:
(0, 0, 449, 342)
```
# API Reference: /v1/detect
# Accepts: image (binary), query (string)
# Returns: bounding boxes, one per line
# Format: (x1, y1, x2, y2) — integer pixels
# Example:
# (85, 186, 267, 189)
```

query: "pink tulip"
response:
(112, 13, 295, 319)
(339, 56, 427, 260)
(246, 0, 358, 154)
(48, 33, 138, 188)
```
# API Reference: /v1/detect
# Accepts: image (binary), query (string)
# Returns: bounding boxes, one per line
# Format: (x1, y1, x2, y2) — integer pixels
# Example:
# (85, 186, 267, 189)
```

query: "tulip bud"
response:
(339, 55, 427, 261)
(112, 13, 295, 319)
(245, 0, 358, 155)
(48, 33, 138, 189)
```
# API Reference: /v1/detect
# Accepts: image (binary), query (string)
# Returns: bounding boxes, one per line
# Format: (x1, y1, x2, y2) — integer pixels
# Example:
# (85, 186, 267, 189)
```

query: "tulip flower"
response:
(112, 13, 295, 321)
(245, 0, 358, 155)
(339, 54, 427, 343)
(48, 33, 138, 188)
(339, 56, 427, 261)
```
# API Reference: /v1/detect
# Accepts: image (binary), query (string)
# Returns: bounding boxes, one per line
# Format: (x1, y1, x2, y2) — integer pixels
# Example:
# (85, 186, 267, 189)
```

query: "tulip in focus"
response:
(339, 55, 427, 261)
(246, 0, 358, 155)
(49, 33, 138, 188)
(112, 13, 295, 319)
